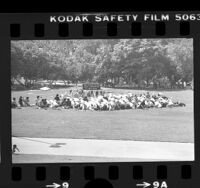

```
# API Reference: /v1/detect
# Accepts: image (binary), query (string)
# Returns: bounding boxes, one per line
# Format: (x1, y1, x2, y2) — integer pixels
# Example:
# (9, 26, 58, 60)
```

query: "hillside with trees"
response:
(11, 39, 193, 89)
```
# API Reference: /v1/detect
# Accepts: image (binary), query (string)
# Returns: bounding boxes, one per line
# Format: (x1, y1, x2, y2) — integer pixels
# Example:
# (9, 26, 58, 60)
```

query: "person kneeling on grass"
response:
(54, 94, 60, 103)
(60, 98, 67, 108)
(24, 97, 31, 107)
(35, 96, 41, 107)
(66, 98, 72, 109)
(61, 98, 72, 109)
(11, 97, 21, 109)
(39, 99, 49, 109)
(18, 96, 24, 107)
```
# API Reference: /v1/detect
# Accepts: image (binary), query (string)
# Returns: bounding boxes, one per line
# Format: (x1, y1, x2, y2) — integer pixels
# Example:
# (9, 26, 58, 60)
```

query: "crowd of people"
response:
(11, 89, 186, 111)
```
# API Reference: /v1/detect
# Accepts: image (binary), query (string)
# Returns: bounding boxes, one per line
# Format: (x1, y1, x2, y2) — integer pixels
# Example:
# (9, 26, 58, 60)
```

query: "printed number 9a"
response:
(62, 182, 69, 188)
(153, 181, 168, 188)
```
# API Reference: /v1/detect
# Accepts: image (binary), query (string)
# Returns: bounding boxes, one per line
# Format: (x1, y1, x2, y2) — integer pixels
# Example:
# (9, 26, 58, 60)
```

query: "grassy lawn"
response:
(12, 87, 194, 143)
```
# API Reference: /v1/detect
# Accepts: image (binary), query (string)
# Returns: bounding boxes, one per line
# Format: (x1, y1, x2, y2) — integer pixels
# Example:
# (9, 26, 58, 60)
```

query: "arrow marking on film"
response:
(46, 183, 61, 188)
(136, 182, 151, 188)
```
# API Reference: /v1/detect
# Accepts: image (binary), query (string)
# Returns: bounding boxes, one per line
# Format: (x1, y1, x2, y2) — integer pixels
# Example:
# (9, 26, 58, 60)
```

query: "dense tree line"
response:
(11, 39, 193, 89)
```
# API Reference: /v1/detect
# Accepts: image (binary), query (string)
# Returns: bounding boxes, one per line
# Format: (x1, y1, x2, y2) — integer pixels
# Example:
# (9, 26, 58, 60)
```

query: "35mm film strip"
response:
(0, 11, 199, 188)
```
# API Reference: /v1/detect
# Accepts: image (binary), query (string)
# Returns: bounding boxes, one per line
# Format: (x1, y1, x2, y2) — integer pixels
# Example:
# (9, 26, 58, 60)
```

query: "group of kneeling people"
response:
(11, 90, 186, 111)
(11, 96, 31, 108)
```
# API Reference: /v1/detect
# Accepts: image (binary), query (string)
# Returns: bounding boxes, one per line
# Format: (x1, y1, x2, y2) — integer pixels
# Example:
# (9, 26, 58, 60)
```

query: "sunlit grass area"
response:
(12, 87, 194, 143)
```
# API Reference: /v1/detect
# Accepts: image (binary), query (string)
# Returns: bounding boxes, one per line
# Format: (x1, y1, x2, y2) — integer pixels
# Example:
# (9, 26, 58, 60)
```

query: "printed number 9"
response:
(153, 181, 159, 188)
(63, 182, 69, 188)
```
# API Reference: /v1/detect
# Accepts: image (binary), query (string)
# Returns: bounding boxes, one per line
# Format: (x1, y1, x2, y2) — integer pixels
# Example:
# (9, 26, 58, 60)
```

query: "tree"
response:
(11, 39, 193, 89)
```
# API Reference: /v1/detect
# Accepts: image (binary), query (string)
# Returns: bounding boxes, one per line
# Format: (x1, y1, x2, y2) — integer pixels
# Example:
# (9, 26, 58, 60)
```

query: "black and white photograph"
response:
(11, 39, 194, 163)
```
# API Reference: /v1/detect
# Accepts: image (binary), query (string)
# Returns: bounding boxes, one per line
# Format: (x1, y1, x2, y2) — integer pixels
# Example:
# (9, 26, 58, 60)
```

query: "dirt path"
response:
(12, 137, 194, 163)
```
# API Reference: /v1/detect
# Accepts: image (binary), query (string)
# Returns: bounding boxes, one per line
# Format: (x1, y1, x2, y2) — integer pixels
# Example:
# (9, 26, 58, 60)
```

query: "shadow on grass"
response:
(13, 137, 66, 148)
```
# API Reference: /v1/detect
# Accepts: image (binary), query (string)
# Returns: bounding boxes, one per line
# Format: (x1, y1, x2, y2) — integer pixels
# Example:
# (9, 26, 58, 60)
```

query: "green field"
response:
(12, 87, 194, 143)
